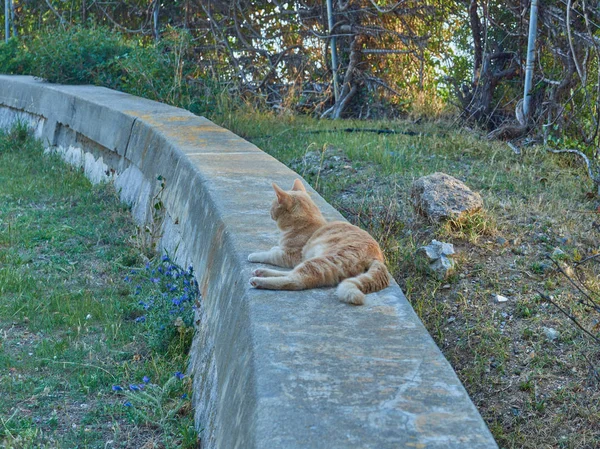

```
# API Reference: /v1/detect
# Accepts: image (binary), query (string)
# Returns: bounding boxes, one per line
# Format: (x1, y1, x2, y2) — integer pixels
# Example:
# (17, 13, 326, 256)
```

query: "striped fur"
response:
(248, 179, 391, 305)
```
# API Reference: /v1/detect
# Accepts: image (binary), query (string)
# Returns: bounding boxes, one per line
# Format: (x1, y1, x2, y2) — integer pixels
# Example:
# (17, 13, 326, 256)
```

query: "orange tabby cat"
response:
(248, 179, 391, 305)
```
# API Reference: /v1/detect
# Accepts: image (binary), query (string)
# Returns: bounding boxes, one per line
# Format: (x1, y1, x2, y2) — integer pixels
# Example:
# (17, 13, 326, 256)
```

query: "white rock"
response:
(542, 327, 560, 341)
(494, 294, 509, 303)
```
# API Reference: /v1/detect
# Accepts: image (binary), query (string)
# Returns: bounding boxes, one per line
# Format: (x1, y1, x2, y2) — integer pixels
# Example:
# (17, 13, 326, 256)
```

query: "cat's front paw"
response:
(252, 269, 266, 277)
(247, 252, 262, 263)
(249, 277, 263, 288)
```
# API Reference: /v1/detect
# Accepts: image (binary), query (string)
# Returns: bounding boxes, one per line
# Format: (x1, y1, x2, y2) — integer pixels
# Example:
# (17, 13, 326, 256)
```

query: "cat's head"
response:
(270, 179, 323, 228)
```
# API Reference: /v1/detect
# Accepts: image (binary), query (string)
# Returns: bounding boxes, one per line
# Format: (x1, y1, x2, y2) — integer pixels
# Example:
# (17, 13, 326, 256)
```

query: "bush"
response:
(112, 28, 208, 112)
(0, 37, 32, 75)
(26, 25, 128, 84)
(0, 26, 233, 117)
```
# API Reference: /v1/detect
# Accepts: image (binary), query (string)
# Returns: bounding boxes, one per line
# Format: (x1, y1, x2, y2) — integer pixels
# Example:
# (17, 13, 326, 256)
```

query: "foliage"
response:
(110, 28, 212, 113)
(23, 25, 128, 84)
(0, 37, 31, 75)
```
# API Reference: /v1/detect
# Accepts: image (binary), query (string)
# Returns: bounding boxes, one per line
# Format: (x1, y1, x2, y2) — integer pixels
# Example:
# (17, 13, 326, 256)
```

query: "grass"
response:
(213, 110, 600, 448)
(0, 125, 198, 448)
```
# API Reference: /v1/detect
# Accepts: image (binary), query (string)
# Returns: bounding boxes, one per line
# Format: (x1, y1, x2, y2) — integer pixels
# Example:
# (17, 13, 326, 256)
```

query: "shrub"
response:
(112, 28, 207, 111)
(0, 37, 32, 75)
(26, 25, 128, 84)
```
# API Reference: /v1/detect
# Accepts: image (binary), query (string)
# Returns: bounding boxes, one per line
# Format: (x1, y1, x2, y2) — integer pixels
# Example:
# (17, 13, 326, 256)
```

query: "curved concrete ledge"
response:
(0, 75, 498, 449)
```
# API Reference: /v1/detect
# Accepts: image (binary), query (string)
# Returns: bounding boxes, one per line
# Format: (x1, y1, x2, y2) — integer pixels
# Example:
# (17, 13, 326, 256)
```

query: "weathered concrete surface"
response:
(0, 75, 498, 449)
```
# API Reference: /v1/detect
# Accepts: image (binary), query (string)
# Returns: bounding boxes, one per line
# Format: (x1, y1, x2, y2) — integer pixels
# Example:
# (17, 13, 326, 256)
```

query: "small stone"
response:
(416, 240, 457, 280)
(495, 236, 508, 247)
(542, 327, 560, 341)
(416, 240, 456, 261)
(551, 247, 567, 260)
(447, 316, 456, 323)
(495, 294, 509, 303)
(441, 284, 451, 289)
(430, 256, 456, 280)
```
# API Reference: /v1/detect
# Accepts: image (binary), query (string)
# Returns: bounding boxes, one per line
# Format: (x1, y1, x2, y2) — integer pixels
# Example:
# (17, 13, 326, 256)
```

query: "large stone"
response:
(411, 172, 483, 223)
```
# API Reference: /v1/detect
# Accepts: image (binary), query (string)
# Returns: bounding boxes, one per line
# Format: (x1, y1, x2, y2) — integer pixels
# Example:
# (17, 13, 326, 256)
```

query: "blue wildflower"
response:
(123, 401, 132, 407)
(162, 254, 169, 262)
(124, 276, 131, 283)
(181, 393, 187, 399)
(129, 384, 141, 391)
(151, 277, 160, 283)
(135, 316, 146, 323)
(142, 376, 150, 384)
(112, 385, 123, 391)
(175, 372, 185, 380)
(145, 262, 151, 270)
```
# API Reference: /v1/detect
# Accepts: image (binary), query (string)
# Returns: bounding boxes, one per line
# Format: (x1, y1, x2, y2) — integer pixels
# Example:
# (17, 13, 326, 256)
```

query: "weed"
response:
(438, 210, 498, 243)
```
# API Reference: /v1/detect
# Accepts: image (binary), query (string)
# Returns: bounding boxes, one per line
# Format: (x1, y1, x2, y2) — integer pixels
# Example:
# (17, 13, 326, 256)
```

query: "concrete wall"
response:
(0, 75, 498, 449)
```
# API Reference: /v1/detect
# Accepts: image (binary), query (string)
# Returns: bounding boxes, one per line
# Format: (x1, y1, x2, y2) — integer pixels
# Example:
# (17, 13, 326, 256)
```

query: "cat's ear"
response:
(272, 182, 291, 206)
(291, 179, 306, 192)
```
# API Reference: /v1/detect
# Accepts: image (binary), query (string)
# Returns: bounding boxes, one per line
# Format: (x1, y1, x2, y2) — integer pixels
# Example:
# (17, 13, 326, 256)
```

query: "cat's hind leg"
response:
(249, 274, 301, 290)
(250, 256, 340, 290)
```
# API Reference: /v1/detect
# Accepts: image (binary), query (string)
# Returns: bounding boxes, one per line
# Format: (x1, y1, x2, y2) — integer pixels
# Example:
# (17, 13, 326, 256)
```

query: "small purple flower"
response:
(172, 298, 181, 306)
(175, 371, 185, 380)
(162, 254, 169, 262)
(135, 316, 146, 323)
(112, 385, 123, 391)
(151, 277, 160, 283)
(181, 393, 188, 399)
(142, 376, 150, 384)
(158, 266, 164, 274)
(124, 276, 131, 283)
(130, 269, 137, 274)
(123, 401, 132, 407)
(145, 262, 151, 271)
(129, 384, 141, 391)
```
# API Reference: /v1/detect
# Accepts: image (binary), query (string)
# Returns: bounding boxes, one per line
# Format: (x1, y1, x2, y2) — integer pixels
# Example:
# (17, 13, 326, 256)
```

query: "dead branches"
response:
(539, 255, 600, 347)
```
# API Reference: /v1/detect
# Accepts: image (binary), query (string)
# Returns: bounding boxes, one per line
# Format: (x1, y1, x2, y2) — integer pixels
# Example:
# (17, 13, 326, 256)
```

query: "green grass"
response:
(0, 126, 198, 448)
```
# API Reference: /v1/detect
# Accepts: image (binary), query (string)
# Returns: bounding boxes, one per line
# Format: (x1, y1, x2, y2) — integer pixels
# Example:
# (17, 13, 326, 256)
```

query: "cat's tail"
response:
(336, 260, 391, 306)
